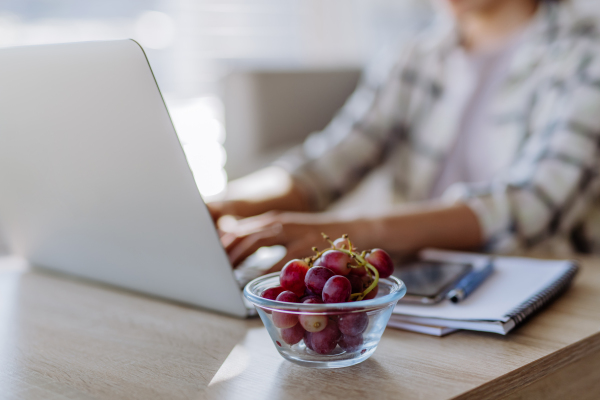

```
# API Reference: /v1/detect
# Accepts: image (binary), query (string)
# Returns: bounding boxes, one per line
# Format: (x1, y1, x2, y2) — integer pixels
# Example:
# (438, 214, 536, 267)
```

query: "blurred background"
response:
(2, 0, 596, 205)
(0, 0, 435, 202)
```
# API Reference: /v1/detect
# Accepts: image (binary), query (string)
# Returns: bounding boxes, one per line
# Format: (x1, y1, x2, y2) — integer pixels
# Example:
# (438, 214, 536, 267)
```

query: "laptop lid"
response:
(0, 40, 248, 317)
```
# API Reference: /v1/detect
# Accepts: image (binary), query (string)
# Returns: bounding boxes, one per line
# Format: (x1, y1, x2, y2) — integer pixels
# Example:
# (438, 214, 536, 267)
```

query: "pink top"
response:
(429, 37, 520, 199)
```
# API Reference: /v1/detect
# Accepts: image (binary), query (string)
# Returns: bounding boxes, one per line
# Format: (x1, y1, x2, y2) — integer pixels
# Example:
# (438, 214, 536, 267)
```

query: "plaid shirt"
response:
(277, 2, 600, 255)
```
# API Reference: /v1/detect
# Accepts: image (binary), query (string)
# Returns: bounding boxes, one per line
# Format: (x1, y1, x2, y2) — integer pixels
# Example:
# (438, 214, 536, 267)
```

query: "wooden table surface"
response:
(1, 255, 599, 400)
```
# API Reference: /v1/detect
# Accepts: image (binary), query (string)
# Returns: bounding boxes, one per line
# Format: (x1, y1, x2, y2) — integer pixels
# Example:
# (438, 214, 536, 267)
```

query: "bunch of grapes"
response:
(260, 233, 394, 355)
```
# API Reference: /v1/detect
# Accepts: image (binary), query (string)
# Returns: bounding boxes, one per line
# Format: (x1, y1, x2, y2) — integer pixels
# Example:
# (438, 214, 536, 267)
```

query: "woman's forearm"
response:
(239, 180, 310, 216)
(221, 201, 485, 268)
(347, 203, 484, 255)
(208, 167, 311, 219)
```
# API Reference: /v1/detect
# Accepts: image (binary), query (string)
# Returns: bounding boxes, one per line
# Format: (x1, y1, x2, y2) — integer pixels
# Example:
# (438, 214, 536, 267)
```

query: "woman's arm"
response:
(446, 47, 600, 253)
(363, 203, 484, 254)
(206, 167, 311, 221)
(208, 45, 415, 221)
(222, 202, 483, 272)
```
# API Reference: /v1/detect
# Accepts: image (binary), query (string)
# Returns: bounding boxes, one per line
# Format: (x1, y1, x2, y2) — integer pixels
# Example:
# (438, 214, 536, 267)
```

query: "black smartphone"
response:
(393, 261, 473, 304)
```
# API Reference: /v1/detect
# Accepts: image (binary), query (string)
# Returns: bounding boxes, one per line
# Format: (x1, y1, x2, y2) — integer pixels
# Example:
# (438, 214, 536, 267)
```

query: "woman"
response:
(210, 0, 600, 271)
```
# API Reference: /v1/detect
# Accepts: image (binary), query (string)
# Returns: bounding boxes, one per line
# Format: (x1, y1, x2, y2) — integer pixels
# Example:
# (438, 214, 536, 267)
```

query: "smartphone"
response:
(393, 261, 473, 304)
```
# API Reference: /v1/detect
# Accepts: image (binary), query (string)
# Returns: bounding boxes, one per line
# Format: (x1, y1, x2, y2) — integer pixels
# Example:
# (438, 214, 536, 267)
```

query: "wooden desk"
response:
(1, 255, 599, 400)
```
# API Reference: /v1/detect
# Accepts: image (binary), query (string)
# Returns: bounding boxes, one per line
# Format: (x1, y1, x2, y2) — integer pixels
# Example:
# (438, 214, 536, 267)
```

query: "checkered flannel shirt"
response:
(276, 2, 600, 255)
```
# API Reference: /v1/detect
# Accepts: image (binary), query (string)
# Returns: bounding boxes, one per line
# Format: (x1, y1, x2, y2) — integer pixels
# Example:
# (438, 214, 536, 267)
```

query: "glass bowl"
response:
(243, 272, 406, 369)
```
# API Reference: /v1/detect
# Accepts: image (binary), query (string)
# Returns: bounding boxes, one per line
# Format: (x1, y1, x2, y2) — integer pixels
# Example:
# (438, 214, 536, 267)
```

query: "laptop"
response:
(0, 40, 284, 317)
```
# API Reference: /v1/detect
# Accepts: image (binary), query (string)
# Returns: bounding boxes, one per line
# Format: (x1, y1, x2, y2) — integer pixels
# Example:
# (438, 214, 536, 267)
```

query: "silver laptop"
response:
(0, 40, 283, 317)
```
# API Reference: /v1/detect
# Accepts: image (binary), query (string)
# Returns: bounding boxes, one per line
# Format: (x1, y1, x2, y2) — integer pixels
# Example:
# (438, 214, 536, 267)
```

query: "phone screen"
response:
(393, 261, 472, 298)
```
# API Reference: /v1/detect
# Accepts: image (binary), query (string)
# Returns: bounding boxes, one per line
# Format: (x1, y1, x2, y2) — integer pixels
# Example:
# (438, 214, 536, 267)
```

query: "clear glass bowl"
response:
(243, 273, 406, 369)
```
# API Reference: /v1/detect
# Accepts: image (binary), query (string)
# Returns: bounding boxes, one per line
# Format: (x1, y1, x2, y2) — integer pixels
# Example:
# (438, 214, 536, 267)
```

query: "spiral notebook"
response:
(390, 249, 579, 335)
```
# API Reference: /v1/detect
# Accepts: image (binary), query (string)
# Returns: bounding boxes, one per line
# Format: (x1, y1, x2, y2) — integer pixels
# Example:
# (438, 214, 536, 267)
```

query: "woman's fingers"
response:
(223, 211, 280, 234)
(222, 211, 334, 269)
(205, 202, 223, 224)
(222, 222, 279, 254)
(206, 200, 259, 223)
(228, 224, 285, 267)
(220, 212, 282, 252)
(221, 231, 246, 253)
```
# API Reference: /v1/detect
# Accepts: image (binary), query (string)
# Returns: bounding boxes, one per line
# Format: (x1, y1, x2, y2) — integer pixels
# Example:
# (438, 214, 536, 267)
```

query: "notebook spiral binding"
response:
(505, 262, 579, 325)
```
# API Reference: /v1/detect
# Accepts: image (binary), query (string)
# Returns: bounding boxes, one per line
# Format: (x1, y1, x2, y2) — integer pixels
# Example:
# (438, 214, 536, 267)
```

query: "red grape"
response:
(272, 312, 298, 329)
(304, 266, 335, 295)
(349, 265, 367, 276)
(299, 313, 328, 333)
(281, 323, 305, 345)
(322, 276, 352, 303)
(276, 291, 300, 303)
(333, 237, 354, 251)
(302, 296, 323, 304)
(348, 274, 366, 294)
(339, 334, 363, 352)
(311, 318, 341, 354)
(304, 331, 314, 351)
(260, 286, 285, 314)
(338, 312, 369, 336)
(272, 291, 300, 329)
(365, 249, 394, 278)
(280, 259, 311, 296)
(363, 284, 379, 300)
(261, 286, 285, 300)
(314, 250, 351, 276)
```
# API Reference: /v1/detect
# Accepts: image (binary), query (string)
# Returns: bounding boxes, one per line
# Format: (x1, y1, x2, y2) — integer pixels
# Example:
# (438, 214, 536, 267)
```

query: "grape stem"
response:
(327, 246, 379, 301)
(319, 232, 379, 301)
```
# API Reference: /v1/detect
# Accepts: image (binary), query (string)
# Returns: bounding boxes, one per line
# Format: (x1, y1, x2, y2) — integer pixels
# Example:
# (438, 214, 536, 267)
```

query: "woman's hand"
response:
(220, 203, 484, 274)
(205, 166, 312, 224)
(206, 199, 257, 223)
(221, 211, 356, 273)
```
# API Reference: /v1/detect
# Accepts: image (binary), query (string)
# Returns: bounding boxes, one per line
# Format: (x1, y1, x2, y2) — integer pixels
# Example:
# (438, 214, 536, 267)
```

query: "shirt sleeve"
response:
(444, 51, 600, 253)
(274, 45, 416, 211)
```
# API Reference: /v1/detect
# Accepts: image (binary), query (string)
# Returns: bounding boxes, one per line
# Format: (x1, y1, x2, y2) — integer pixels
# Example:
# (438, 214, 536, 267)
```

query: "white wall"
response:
(166, 0, 432, 96)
